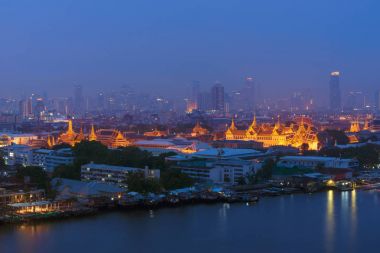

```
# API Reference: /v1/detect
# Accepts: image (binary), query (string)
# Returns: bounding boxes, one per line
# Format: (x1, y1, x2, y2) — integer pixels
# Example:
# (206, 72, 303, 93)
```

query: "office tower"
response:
(346, 91, 364, 111)
(97, 92, 105, 111)
(74, 85, 84, 115)
(374, 90, 380, 111)
(329, 71, 342, 112)
(33, 97, 45, 118)
(242, 76, 256, 111)
(198, 92, 211, 111)
(290, 90, 313, 112)
(211, 82, 225, 112)
(19, 98, 33, 119)
(230, 90, 243, 111)
(191, 81, 200, 109)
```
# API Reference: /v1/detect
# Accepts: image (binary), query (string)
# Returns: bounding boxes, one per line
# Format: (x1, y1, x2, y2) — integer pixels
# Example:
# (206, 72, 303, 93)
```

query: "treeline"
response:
(125, 169, 194, 193)
(319, 144, 380, 169)
(53, 141, 194, 192)
(52, 141, 176, 179)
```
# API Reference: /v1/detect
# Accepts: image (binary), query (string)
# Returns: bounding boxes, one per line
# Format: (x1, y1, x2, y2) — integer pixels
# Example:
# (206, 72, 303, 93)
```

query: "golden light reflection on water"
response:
(350, 190, 357, 241)
(325, 190, 335, 253)
(325, 190, 358, 252)
(13, 223, 51, 253)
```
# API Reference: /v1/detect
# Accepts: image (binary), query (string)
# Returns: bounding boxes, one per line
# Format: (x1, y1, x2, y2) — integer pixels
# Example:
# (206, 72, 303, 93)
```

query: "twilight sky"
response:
(0, 0, 379, 104)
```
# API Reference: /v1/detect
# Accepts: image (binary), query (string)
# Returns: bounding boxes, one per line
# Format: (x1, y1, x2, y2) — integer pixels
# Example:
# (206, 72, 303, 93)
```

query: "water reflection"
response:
(325, 190, 335, 253)
(2, 223, 53, 253)
(149, 209, 155, 218)
(350, 190, 357, 244)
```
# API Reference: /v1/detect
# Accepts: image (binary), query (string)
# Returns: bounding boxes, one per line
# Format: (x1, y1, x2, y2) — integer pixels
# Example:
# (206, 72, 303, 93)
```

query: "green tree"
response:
(52, 143, 72, 150)
(0, 156, 5, 168)
(237, 176, 246, 185)
(160, 169, 194, 190)
(256, 158, 275, 181)
(324, 129, 349, 145)
(16, 166, 51, 192)
(73, 141, 109, 165)
(125, 172, 161, 193)
(52, 164, 81, 180)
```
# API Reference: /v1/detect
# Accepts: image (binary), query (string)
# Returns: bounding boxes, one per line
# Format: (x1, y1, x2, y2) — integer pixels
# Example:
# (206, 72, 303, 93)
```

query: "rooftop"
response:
(279, 156, 355, 162)
(191, 148, 261, 158)
(81, 163, 142, 172)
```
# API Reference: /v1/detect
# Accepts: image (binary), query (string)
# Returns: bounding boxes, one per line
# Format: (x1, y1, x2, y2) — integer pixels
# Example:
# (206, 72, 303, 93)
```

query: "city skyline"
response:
(0, 0, 379, 102)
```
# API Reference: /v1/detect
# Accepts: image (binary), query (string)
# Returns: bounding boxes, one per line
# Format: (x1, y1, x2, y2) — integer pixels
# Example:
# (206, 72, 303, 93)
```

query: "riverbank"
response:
(1, 190, 377, 253)
(0, 183, 358, 225)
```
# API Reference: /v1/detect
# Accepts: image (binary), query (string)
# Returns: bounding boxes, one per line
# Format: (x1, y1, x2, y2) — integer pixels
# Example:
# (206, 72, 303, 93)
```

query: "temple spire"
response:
(89, 124, 97, 141)
(229, 118, 237, 131)
(363, 118, 369, 130)
(47, 136, 52, 147)
(67, 120, 75, 135)
(251, 114, 257, 128)
(275, 115, 281, 128)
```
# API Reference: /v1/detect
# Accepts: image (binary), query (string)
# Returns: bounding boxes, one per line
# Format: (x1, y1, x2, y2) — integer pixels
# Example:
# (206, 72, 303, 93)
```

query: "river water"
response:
(1, 190, 380, 253)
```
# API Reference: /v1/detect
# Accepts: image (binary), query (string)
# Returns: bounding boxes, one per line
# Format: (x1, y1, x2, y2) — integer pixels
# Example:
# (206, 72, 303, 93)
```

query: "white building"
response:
(81, 163, 160, 187)
(133, 138, 210, 156)
(277, 156, 359, 169)
(44, 148, 74, 172)
(32, 149, 54, 168)
(2, 144, 32, 166)
(177, 159, 255, 184)
(2, 145, 73, 172)
(167, 148, 263, 162)
(0, 133, 38, 147)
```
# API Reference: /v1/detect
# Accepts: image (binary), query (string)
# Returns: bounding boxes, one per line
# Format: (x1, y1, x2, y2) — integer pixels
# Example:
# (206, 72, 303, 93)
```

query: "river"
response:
(1, 190, 380, 253)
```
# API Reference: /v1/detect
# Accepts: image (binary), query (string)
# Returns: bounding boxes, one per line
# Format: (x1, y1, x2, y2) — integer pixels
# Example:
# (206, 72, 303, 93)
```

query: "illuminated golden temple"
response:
(191, 122, 209, 137)
(59, 121, 130, 148)
(94, 129, 130, 148)
(58, 120, 85, 146)
(225, 116, 319, 150)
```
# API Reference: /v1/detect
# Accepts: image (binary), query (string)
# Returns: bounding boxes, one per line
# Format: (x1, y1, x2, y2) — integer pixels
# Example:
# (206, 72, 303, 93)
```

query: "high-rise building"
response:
(374, 90, 380, 111)
(191, 81, 200, 110)
(329, 71, 342, 112)
(74, 85, 84, 115)
(211, 82, 225, 112)
(19, 98, 33, 119)
(242, 77, 256, 111)
(198, 92, 211, 111)
(33, 98, 45, 119)
(346, 91, 364, 111)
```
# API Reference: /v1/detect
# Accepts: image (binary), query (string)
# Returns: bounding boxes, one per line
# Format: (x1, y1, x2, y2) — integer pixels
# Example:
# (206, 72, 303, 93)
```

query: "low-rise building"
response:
(1, 145, 74, 172)
(133, 138, 211, 155)
(44, 148, 74, 172)
(0, 188, 45, 207)
(2, 144, 32, 166)
(277, 156, 359, 170)
(0, 132, 39, 147)
(175, 158, 255, 184)
(81, 163, 160, 187)
(32, 149, 54, 168)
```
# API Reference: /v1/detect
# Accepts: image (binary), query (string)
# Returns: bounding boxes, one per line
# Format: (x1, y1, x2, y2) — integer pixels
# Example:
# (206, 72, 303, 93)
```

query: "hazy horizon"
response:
(1, 0, 379, 104)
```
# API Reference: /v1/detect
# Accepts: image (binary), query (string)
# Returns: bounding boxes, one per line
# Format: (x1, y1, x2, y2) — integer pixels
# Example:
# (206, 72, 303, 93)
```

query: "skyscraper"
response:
(191, 81, 200, 110)
(211, 82, 225, 112)
(242, 76, 256, 111)
(19, 97, 33, 119)
(374, 90, 380, 111)
(74, 85, 84, 115)
(329, 71, 341, 112)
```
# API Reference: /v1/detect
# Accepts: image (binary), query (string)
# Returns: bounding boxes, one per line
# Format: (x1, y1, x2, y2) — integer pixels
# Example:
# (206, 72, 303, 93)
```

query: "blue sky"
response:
(0, 0, 379, 104)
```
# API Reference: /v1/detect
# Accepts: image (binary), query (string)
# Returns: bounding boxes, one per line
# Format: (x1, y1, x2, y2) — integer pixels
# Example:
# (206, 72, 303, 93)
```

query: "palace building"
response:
(225, 116, 319, 150)
(95, 129, 130, 148)
(58, 120, 85, 146)
(59, 121, 130, 148)
(191, 122, 209, 137)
